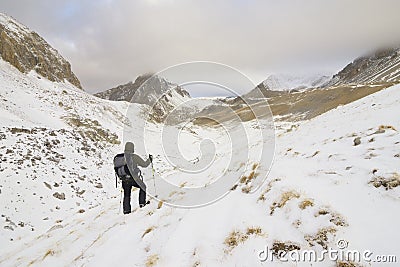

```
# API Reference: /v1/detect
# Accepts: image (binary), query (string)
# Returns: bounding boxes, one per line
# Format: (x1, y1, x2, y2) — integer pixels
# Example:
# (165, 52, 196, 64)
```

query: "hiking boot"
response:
(123, 210, 131, 214)
(139, 200, 150, 208)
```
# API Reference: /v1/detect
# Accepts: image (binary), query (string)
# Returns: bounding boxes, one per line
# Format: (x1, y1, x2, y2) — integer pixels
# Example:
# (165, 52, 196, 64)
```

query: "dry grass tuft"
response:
(305, 227, 337, 249)
(224, 226, 265, 253)
(299, 199, 314, 209)
(258, 178, 281, 202)
(271, 241, 301, 257)
(369, 173, 400, 190)
(230, 184, 238, 191)
(241, 186, 252, 194)
(145, 254, 159, 267)
(64, 115, 120, 144)
(42, 249, 56, 259)
(252, 162, 259, 170)
(330, 213, 348, 227)
(336, 260, 363, 267)
(246, 226, 262, 236)
(142, 226, 155, 238)
(379, 125, 397, 131)
(270, 190, 300, 215)
(157, 201, 163, 209)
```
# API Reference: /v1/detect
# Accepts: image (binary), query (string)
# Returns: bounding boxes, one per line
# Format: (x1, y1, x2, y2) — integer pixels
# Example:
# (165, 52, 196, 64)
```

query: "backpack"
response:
(113, 153, 141, 187)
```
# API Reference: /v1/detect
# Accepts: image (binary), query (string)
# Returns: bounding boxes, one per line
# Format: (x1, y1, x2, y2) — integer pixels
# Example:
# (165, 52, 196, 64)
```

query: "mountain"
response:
(260, 74, 331, 92)
(0, 13, 82, 89)
(95, 74, 190, 103)
(0, 13, 399, 267)
(1, 53, 399, 265)
(325, 47, 400, 86)
(242, 74, 330, 100)
(244, 46, 400, 100)
(95, 74, 191, 122)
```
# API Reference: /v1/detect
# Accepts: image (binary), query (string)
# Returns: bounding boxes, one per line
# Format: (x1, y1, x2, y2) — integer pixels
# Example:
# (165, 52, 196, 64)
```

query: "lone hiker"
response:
(114, 142, 153, 213)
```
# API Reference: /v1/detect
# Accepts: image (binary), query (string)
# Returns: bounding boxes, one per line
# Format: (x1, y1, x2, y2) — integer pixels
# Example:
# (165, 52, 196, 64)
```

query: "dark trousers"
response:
(122, 179, 146, 213)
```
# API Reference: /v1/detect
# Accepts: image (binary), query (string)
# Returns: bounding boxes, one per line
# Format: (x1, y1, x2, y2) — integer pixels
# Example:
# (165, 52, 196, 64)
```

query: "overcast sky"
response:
(1, 0, 400, 95)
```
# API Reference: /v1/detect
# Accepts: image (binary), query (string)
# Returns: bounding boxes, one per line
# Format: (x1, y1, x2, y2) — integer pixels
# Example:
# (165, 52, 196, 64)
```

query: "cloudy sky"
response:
(1, 0, 400, 95)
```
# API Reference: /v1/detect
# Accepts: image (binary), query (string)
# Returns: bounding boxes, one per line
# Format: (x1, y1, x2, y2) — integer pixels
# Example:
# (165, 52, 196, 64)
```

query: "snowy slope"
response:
(260, 74, 331, 92)
(326, 47, 400, 86)
(0, 58, 132, 245)
(0, 55, 399, 266)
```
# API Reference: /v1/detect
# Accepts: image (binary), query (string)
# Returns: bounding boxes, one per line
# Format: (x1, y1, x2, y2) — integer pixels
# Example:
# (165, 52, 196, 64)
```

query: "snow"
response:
(0, 57, 399, 266)
(261, 73, 331, 91)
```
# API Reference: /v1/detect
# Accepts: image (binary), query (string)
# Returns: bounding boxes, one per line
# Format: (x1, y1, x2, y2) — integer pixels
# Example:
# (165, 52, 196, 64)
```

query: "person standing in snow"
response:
(115, 142, 153, 214)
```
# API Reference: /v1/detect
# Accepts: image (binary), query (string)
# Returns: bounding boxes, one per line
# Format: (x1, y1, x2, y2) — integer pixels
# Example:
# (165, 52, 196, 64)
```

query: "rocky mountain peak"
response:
(0, 13, 82, 89)
(95, 74, 191, 122)
(325, 46, 400, 86)
(95, 74, 190, 102)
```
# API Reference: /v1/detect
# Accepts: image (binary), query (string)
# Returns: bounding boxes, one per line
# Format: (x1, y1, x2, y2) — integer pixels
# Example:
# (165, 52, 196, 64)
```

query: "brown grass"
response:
(305, 227, 337, 249)
(379, 125, 397, 131)
(224, 227, 264, 252)
(299, 199, 314, 209)
(145, 254, 159, 267)
(258, 178, 281, 202)
(64, 115, 120, 144)
(193, 83, 391, 127)
(272, 241, 301, 257)
(239, 170, 258, 185)
(270, 190, 300, 215)
(369, 173, 400, 190)
(142, 226, 155, 238)
(241, 186, 252, 194)
(336, 260, 363, 267)
(42, 249, 56, 260)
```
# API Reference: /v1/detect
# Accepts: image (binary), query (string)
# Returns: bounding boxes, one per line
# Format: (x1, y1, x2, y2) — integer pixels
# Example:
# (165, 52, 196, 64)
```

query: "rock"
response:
(52, 192, 65, 200)
(373, 129, 385, 134)
(4, 225, 14, 231)
(353, 137, 361, 146)
(43, 182, 52, 190)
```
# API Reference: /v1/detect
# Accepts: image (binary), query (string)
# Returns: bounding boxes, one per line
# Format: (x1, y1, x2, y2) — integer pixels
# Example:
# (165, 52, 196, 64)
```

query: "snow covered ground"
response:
(0, 58, 399, 266)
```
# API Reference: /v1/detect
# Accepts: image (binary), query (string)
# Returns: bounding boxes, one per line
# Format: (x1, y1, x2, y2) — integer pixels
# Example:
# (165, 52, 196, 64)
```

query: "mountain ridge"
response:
(324, 46, 400, 87)
(0, 12, 82, 89)
(95, 74, 191, 122)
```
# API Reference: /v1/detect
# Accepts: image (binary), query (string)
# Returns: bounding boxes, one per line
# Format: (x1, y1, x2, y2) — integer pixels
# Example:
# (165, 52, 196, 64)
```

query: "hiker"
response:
(114, 142, 153, 214)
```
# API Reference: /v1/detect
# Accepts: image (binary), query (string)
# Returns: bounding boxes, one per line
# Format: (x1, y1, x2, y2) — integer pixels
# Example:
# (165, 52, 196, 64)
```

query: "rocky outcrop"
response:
(0, 13, 82, 89)
(95, 74, 190, 103)
(95, 74, 191, 122)
(325, 47, 400, 87)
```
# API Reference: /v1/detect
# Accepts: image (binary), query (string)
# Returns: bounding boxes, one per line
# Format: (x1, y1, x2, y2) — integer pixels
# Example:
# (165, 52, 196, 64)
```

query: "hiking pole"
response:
(151, 161, 157, 198)
(118, 188, 123, 214)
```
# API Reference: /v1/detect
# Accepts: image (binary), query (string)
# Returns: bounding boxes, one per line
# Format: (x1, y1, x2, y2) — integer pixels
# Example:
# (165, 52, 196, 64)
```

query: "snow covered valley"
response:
(0, 57, 399, 267)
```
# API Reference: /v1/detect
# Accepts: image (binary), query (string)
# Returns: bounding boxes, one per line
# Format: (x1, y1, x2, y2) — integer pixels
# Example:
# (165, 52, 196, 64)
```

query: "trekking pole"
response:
(151, 161, 157, 197)
(118, 188, 123, 214)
